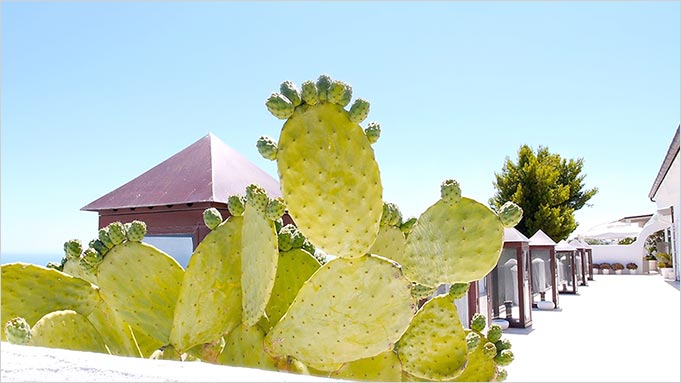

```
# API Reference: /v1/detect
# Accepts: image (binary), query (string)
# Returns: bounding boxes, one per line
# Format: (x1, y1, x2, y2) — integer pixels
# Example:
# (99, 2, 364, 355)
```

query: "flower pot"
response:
(593, 269, 600, 275)
(628, 269, 637, 275)
(602, 269, 610, 275)
(647, 260, 658, 273)
(660, 267, 675, 281)
(615, 270, 623, 275)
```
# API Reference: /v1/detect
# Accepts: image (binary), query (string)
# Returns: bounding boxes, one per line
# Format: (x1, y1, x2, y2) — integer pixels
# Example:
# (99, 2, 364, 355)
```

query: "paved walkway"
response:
(503, 273, 680, 382)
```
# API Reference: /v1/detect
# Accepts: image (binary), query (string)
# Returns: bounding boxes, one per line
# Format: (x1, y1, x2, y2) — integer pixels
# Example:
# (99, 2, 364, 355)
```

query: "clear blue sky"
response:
(2, 1, 679, 255)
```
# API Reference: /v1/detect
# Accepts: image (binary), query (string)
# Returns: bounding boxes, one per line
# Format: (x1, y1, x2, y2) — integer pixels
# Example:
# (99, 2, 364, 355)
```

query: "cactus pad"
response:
(264, 248, 321, 329)
(401, 198, 504, 286)
(170, 216, 244, 352)
(1, 263, 101, 340)
(276, 102, 383, 258)
(369, 225, 406, 260)
(29, 310, 108, 353)
(217, 324, 277, 371)
(263, 255, 415, 369)
(396, 294, 468, 381)
(97, 242, 183, 345)
(330, 350, 402, 382)
(241, 204, 279, 327)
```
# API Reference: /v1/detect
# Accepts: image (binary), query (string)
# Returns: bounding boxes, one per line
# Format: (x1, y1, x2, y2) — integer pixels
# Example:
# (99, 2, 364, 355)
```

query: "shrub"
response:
(626, 262, 638, 270)
(600, 263, 612, 270)
(612, 263, 625, 271)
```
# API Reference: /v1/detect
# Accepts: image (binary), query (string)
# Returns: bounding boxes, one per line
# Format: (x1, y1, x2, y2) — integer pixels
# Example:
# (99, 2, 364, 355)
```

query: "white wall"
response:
(591, 244, 644, 272)
(651, 151, 679, 281)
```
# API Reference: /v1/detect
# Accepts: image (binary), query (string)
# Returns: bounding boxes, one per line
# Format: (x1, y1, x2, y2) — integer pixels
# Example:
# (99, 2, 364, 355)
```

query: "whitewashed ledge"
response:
(0, 342, 345, 382)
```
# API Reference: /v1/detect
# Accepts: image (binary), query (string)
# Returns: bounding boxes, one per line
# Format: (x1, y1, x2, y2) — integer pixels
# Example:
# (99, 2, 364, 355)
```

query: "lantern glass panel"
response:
(556, 252, 574, 292)
(575, 252, 584, 284)
(531, 249, 554, 304)
(492, 248, 519, 321)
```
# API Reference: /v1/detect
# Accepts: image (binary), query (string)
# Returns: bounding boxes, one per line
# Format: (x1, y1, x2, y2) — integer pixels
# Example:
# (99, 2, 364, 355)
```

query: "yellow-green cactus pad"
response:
(276, 102, 383, 258)
(454, 331, 498, 382)
(30, 310, 108, 353)
(401, 198, 504, 286)
(241, 204, 279, 327)
(97, 242, 183, 345)
(330, 349, 402, 382)
(217, 324, 277, 371)
(62, 258, 97, 284)
(369, 225, 406, 260)
(264, 248, 321, 329)
(263, 255, 415, 369)
(1, 263, 101, 340)
(396, 295, 468, 381)
(170, 217, 244, 352)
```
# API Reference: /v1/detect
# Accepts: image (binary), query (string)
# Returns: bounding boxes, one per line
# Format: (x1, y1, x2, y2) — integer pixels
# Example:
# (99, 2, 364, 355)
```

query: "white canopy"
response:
(582, 220, 643, 240)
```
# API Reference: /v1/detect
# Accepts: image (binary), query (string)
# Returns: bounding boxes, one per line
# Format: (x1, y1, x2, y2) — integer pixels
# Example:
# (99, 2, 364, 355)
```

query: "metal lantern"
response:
(555, 240, 579, 294)
(529, 230, 559, 310)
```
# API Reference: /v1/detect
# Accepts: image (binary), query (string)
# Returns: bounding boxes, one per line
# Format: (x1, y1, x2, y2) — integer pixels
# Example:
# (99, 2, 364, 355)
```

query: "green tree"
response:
(490, 145, 598, 241)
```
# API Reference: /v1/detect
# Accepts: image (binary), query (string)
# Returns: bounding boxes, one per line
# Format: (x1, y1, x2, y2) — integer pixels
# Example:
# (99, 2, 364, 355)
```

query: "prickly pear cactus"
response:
(170, 216, 244, 353)
(261, 76, 383, 259)
(398, 189, 506, 287)
(330, 350, 403, 381)
(241, 197, 279, 327)
(263, 248, 321, 330)
(1, 263, 102, 340)
(29, 310, 108, 353)
(216, 324, 277, 371)
(263, 255, 415, 370)
(396, 294, 468, 381)
(96, 241, 184, 345)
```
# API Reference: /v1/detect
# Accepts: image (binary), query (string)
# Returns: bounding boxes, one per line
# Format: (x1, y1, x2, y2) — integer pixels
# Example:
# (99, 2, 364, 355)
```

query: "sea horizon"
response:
(1, 253, 63, 266)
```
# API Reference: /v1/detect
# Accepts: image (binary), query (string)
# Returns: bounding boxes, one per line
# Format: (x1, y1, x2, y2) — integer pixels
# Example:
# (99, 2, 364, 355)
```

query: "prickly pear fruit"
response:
(277, 224, 296, 252)
(63, 239, 82, 261)
(126, 220, 147, 242)
(495, 338, 512, 352)
(107, 222, 126, 245)
(228, 195, 246, 216)
(5, 317, 31, 345)
(327, 80, 351, 106)
(454, 332, 498, 382)
(364, 121, 381, 144)
(410, 283, 436, 300)
(46, 261, 63, 271)
(466, 331, 481, 352)
(301, 239, 316, 257)
(89, 239, 109, 257)
(470, 313, 487, 332)
(98, 228, 114, 249)
(265, 93, 294, 119)
(265, 197, 287, 221)
(280, 80, 302, 107)
(486, 324, 503, 343)
(245, 184, 269, 214)
(496, 368, 508, 381)
(483, 342, 497, 359)
(256, 135, 279, 161)
(30, 310, 107, 353)
(264, 255, 415, 370)
(348, 98, 370, 123)
(316, 75, 332, 101)
(301, 80, 318, 105)
(82, 247, 104, 267)
(440, 179, 461, 204)
(380, 202, 402, 227)
(396, 294, 468, 381)
(399, 217, 417, 236)
(203, 208, 223, 230)
(449, 283, 470, 300)
(499, 201, 523, 228)
(495, 349, 514, 366)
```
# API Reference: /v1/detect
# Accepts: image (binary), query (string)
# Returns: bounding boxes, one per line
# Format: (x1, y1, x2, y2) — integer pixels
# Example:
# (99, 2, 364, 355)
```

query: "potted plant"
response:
(644, 230, 664, 273)
(644, 254, 657, 273)
(600, 263, 612, 275)
(626, 262, 638, 275)
(612, 263, 625, 275)
(656, 253, 675, 281)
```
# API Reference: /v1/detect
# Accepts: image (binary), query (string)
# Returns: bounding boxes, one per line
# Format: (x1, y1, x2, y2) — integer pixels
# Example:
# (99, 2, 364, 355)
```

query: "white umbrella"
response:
(583, 221, 643, 240)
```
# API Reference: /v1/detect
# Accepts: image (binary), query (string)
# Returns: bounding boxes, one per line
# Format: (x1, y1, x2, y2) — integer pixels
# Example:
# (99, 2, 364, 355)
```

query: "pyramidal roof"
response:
(82, 133, 281, 211)
(529, 229, 556, 247)
(569, 238, 591, 249)
(555, 240, 577, 252)
(503, 227, 529, 243)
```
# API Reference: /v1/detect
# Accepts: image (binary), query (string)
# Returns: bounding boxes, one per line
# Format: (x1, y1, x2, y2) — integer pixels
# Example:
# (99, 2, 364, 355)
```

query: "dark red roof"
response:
(82, 133, 281, 211)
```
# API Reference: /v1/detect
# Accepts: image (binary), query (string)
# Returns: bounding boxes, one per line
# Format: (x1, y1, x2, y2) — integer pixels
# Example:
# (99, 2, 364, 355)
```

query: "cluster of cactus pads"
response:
(2, 75, 522, 382)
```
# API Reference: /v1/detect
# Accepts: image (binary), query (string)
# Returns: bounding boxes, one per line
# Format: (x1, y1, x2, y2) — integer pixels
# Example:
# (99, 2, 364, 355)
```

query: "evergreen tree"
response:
(490, 145, 598, 241)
